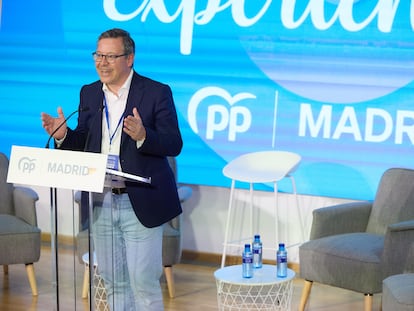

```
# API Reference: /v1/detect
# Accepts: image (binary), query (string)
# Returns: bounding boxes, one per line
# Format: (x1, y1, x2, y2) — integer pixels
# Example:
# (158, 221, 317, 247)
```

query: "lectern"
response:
(7, 145, 132, 310)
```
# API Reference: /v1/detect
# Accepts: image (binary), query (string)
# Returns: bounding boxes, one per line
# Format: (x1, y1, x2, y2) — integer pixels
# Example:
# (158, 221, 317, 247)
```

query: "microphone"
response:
(45, 107, 90, 149)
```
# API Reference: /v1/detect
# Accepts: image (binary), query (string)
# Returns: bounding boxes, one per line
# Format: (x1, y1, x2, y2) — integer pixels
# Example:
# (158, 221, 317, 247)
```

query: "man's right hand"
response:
(41, 107, 67, 140)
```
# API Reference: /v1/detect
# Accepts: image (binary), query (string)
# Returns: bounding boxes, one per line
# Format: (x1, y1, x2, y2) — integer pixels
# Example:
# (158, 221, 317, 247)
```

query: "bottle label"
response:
(243, 257, 253, 263)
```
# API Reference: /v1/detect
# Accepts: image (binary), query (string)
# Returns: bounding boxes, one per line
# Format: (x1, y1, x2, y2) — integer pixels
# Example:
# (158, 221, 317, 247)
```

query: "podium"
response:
(7, 145, 150, 310)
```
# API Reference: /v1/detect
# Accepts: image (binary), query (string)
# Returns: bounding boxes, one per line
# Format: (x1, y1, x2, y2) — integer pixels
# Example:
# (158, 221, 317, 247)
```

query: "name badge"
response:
(107, 154, 119, 170)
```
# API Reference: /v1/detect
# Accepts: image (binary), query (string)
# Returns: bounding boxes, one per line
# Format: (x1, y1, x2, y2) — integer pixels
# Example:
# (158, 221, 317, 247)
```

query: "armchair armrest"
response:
(310, 201, 372, 240)
(13, 186, 39, 226)
(382, 220, 414, 278)
(177, 184, 192, 203)
(74, 190, 82, 204)
(404, 242, 414, 273)
(171, 185, 192, 230)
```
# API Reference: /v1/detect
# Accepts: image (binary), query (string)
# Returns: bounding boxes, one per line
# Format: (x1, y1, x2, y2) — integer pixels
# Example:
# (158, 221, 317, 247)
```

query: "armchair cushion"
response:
(300, 232, 384, 293)
(0, 215, 41, 265)
(382, 273, 414, 311)
(381, 243, 414, 311)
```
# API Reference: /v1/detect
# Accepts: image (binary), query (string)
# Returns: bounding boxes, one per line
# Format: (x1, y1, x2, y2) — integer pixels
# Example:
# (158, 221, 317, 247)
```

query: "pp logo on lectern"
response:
(188, 86, 255, 141)
(18, 157, 36, 173)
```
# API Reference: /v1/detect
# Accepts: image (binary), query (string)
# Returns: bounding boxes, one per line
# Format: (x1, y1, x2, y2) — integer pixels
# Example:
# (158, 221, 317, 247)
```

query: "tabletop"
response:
(214, 264, 295, 286)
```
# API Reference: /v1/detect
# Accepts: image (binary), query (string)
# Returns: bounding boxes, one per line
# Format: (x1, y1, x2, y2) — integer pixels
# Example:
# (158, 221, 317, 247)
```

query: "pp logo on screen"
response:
(18, 157, 36, 174)
(188, 86, 255, 141)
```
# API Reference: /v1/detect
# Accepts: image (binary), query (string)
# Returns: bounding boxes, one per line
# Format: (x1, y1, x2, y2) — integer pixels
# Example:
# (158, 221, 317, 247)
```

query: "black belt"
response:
(111, 188, 127, 195)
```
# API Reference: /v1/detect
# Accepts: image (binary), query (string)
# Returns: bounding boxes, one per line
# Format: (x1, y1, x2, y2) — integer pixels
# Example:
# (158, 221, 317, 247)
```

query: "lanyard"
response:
(103, 96, 124, 146)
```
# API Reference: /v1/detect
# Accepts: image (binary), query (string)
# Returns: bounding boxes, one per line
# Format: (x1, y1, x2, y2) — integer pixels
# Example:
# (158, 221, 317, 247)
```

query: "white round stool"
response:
(221, 150, 303, 267)
(82, 252, 109, 311)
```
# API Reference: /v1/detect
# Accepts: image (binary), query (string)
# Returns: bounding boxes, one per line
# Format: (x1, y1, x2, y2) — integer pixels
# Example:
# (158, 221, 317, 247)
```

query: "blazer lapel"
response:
(121, 72, 145, 146)
(86, 86, 105, 153)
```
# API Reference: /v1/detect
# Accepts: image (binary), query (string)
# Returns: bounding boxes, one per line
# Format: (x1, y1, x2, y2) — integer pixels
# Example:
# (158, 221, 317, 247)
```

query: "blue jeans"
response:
(92, 191, 164, 311)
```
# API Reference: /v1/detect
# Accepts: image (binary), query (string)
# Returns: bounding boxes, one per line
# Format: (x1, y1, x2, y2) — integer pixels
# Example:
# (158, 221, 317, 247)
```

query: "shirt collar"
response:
(102, 69, 134, 97)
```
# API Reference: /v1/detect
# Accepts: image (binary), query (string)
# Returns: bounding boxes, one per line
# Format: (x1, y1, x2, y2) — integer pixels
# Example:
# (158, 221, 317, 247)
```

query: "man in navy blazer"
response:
(66, 70, 183, 228)
(42, 28, 182, 310)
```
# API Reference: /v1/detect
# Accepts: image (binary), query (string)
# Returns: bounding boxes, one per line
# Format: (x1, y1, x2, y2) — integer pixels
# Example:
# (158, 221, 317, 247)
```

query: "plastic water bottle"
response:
(277, 243, 287, 278)
(242, 244, 253, 278)
(252, 234, 263, 268)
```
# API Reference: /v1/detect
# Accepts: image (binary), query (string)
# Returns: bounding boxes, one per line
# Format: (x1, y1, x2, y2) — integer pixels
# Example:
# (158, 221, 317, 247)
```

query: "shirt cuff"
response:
(136, 137, 145, 149)
(54, 129, 67, 148)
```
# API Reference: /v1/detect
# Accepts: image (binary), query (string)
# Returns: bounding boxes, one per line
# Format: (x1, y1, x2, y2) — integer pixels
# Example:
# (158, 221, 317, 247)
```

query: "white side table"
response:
(214, 264, 295, 310)
(82, 252, 109, 311)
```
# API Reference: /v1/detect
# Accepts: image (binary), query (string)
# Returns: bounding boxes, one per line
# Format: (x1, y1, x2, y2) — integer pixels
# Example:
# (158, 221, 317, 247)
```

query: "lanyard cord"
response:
(103, 96, 124, 146)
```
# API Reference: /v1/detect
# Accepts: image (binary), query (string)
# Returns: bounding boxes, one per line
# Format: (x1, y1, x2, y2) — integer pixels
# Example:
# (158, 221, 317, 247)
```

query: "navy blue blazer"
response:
(60, 72, 183, 228)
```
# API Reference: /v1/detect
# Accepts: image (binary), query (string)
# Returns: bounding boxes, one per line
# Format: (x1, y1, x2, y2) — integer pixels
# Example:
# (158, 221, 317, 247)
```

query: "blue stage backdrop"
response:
(1, 1, 413, 201)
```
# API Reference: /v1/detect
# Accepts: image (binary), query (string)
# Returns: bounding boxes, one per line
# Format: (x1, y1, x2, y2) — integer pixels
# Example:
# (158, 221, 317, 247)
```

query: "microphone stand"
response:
(44, 107, 87, 311)
(82, 104, 104, 311)
(50, 185, 59, 311)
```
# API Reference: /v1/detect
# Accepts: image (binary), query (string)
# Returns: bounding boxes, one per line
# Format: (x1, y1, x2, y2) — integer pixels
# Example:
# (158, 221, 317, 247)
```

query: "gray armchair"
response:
(299, 168, 414, 311)
(0, 152, 40, 296)
(382, 242, 414, 310)
(162, 157, 192, 298)
(76, 156, 192, 299)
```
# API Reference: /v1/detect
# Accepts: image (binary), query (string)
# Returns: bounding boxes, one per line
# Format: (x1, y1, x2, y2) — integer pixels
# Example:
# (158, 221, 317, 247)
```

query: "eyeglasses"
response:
(92, 52, 128, 63)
